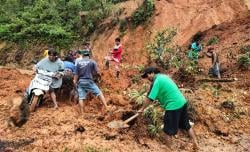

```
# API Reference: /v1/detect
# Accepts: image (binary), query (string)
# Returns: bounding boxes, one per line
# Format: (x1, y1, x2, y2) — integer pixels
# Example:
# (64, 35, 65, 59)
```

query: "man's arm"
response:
(74, 64, 79, 85)
(138, 97, 153, 112)
(73, 75, 79, 85)
(212, 52, 217, 67)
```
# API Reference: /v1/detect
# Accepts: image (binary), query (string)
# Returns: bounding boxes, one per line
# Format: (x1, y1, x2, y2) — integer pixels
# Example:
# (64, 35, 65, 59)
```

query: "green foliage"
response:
(238, 52, 250, 70)
(111, 0, 128, 4)
(131, 0, 155, 27)
(240, 45, 250, 54)
(237, 45, 250, 70)
(131, 74, 142, 84)
(84, 146, 110, 152)
(207, 36, 219, 46)
(144, 104, 163, 137)
(119, 19, 127, 33)
(148, 124, 161, 137)
(134, 65, 145, 72)
(147, 28, 178, 69)
(128, 84, 148, 105)
(0, 0, 113, 48)
(184, 60, 199, 74)
(209, 84, 222, 97)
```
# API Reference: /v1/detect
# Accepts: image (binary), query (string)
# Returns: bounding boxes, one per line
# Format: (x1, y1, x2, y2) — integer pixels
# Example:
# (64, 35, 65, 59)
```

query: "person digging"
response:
(139, 67, 198, 150)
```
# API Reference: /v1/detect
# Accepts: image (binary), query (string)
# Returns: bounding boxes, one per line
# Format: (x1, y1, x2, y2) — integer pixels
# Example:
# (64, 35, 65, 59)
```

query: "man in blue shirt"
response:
(74, 51, 109, 113)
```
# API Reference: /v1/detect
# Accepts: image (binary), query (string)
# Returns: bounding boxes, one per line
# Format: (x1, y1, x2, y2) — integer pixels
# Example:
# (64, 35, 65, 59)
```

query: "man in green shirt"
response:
(141, 67, 198, 149)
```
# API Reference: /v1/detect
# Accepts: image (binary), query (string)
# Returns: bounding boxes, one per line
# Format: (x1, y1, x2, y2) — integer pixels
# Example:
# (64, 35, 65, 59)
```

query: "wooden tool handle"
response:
(124, 113, 139, 124)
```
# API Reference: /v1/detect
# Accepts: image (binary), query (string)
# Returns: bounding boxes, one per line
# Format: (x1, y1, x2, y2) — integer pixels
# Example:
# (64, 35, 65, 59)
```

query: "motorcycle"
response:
(26, 69, 62, 112)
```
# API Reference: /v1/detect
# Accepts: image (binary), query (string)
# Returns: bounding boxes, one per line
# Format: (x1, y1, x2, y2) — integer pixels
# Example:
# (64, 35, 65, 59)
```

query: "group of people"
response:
(188, 37, 221, 79)
(31, 38, 123, 112)
(26, 37, 200, 150)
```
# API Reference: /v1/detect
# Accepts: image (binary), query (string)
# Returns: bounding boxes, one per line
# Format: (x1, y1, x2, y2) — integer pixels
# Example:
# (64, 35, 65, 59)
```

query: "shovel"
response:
(108, 113, 139, 129)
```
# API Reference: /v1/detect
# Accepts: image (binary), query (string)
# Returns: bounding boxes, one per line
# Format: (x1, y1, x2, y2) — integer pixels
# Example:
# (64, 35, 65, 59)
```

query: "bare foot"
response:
(54, 105, 59, 109)
(193, 141, 199, 151)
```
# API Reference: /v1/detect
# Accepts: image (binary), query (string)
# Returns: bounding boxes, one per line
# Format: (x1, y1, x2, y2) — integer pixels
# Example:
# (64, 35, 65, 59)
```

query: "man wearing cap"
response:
(140, 67, 198, 149)
(74, 50, 109, 113)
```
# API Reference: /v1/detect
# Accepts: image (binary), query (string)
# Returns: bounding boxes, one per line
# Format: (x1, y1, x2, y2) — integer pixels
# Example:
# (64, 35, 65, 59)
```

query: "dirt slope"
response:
(92, 0, 249, 65)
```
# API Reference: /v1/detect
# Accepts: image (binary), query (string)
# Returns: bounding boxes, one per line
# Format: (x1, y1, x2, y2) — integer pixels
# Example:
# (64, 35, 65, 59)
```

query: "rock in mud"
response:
(74, 125, 85, 133)
(8, 96, 30, 127)
(109, 94, 129, 106)
(214, 121, 229, 136)
(221, 100, 235, 110)
(104, 133, 117, 140)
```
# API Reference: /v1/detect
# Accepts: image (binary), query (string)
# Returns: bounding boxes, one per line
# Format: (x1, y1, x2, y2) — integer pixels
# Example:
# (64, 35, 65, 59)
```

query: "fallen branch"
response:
(198, 78, 237, 82)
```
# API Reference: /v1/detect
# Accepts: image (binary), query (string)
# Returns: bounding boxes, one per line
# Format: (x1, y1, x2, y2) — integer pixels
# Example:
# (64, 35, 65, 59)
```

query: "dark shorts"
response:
(49, 87, 59, 93)
(163, 103, 191, 136)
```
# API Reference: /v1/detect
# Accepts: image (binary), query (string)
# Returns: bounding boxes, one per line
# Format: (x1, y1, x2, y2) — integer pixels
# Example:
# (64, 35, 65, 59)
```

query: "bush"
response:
(144, 105, 163, 137)
(238, 52, 250, 70)
(240, 45, 250, 54)
(128, 84, 148, 105)
(131, 0, 155, 27)
(147, 28, 178, 69)
(111, 0, 128, 4)
(119, 19, 127, 33)
(0, 0, 113, 48)
(207, 36, 219, 46)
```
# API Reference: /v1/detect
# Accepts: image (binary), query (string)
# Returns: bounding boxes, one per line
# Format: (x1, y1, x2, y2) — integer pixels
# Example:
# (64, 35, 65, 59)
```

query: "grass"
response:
(207, 36, 219, 46)
(84, 146, 110, 152)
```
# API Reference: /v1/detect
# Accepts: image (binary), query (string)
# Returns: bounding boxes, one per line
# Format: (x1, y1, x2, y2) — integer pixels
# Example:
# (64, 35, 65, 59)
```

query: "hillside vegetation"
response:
(0, 0, 115, 47)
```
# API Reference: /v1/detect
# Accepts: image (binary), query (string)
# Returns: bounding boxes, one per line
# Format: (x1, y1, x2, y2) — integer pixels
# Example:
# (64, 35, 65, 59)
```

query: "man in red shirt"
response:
(104, 38, 122, 79)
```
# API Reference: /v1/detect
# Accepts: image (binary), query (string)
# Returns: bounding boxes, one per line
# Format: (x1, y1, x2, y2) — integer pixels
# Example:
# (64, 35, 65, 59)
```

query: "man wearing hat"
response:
(140, 67, 198, 149)
(73, 50, 109, 113)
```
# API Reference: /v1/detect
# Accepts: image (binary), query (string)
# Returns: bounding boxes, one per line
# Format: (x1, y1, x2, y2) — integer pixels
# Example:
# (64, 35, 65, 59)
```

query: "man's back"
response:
(76, 58, 97, 80)
(64, 61, 76, 74)
(148, 74, 186, 110)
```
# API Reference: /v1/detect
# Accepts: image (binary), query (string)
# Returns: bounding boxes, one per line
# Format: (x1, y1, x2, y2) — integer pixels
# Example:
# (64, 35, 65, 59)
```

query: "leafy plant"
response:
(147, 27, 177, 69)
(240, 45, 250, 54)
(84, 146, 110, 152)
(128, 84, 148, 105)
(119, 19, 127, 33)
(148, 124, 161, 137)
(184, 60, 199, 74)
(207, 36, 219, 46)
(111, 0, 128, 4)
(131, 0, 155, 27)
(144, 104, 163, 137)
(210, 84, 222, 97)
(238, 52, 250, 70)
(131, 74, 141, 84)
(134, 65, 145, 72)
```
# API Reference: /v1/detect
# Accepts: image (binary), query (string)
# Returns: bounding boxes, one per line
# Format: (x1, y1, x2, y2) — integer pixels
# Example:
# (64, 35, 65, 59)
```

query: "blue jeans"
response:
(77, 79, 101, 100)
